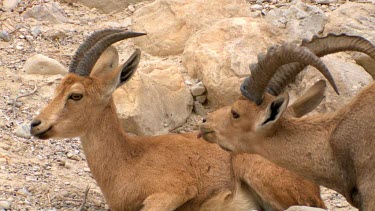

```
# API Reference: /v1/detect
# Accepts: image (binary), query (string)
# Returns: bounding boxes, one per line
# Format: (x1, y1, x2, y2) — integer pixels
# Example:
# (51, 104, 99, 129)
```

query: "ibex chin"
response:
(30, 29, 327, 210)
(200, 34, 375, 209)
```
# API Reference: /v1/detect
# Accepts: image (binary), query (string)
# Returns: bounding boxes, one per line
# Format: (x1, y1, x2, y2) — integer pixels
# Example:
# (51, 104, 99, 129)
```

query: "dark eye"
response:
(69, 93, 83, 101)
(231, 110, 240, 119)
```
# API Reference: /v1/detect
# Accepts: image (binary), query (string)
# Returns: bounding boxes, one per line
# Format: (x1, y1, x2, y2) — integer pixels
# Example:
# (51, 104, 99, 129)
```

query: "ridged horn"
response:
(69, 29, 124, 73)
(267, 34, 375, 96)
(240, 43, 338, 105)
(75, 31, 146, 76)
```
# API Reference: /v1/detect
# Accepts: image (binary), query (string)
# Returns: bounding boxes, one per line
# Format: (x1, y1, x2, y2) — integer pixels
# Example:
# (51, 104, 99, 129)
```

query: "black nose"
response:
(202, 118, 207, 123)
(30, 120, 41, 128)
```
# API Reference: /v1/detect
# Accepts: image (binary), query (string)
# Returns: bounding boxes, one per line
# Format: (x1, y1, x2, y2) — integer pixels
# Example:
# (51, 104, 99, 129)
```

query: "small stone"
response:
(64, 161, 72, 169)
(67, 152, 80, 161)
(83, 167, 90, 172)
(17, 188, 31, 196)
(0, 31, 11, 42)
(61, 190, 69, 197)
(2, 0, 20, 11)
(0, 200, 11, 210)
(31, 26, 42, 37)
(23, 54, 67, 75)
(193, 101, 207, 116)
(14, 123, 31, 139)
(128, 4, 135, 12)
(194, 95, 207, 104)
(0, 158, 7, 164)
(190, 82, 206, 96)
(250, 4, 263, 11)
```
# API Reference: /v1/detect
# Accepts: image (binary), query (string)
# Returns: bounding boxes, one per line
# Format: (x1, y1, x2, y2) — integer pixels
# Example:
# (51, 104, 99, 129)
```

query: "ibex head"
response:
(200, 34, 375, 152)
(30, 29, 146, 139)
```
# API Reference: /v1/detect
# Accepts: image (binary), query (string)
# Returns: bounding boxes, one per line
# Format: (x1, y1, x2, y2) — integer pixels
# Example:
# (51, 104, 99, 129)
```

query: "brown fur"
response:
(30, 47, 326, 210)
(201, 83, 375, 209)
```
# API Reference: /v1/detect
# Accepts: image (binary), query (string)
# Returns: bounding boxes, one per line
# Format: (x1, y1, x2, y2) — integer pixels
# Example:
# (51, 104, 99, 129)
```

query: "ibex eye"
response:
(69, 93, 83, 101)
(231, 110, 240, 119)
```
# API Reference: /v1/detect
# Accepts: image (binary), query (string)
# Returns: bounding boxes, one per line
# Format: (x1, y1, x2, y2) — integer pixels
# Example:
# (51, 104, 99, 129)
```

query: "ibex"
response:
(200, 34, 375, 209)
(30, 29, 326, 210)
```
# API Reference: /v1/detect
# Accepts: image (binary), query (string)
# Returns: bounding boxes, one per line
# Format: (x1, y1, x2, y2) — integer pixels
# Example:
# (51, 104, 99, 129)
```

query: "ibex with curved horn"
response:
(30, 29, 327, 210)
(200, 34, 375, 209)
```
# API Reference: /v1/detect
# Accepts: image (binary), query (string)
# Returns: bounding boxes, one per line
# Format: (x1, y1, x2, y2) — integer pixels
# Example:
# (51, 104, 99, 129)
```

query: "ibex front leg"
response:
(141, 190, 196, 211)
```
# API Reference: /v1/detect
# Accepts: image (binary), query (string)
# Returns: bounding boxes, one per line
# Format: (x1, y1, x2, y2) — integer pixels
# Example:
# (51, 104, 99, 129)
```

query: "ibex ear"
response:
(100, 49, 141, 96)
(256, 93, 289, 133)
(90, 46, 119, 77)
(117, 49, 141, 88)
(290, 80, 326, 118)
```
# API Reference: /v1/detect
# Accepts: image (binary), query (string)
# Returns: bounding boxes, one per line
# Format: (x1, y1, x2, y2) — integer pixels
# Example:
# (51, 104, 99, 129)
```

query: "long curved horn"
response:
(267, 34, 375, 96)
(75, 31, 146, 76)
(69, 29, 124, 73)
(240, 43, 338, 105)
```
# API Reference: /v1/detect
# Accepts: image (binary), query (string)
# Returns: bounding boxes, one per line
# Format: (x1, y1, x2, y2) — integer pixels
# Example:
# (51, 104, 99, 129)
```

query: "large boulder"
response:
(291, 54, 372, 113)
(266, 1, 327, 42)
(182, 17, 284, 107)
(114, 61, 193, 135)
(132, 0, 251, 56)
(324, 3, 375, 43)
(75, 0, 147, 14)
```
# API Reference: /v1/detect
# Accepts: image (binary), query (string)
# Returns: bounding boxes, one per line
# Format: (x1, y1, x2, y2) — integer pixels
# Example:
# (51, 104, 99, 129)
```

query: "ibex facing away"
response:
(30, 29, 326, 210)
(200, 34, 375, 209)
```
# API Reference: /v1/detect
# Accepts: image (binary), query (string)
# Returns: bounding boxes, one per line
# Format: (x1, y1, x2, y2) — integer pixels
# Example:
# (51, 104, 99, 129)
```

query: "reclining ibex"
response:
(30, 29, 327, 210)
(200, 34, 375, 209)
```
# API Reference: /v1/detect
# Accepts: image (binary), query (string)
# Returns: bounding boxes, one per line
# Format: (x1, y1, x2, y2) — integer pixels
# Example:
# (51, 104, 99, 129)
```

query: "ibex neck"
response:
(80, 99, 140, 190)
(258, 114, 349, 196)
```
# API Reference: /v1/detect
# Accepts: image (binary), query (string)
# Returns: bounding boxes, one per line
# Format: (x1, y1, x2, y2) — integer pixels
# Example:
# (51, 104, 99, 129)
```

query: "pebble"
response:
(31, 26, 42, 37)
(128, 4, 136, 12)
(0, 158, 7, 165)
(190, 82, 206, 96)
(0, 200, 11, 210)
(17, 188, 31, 196)
(0, 31, 11, 42)
(83, 167, 90, 172)
(250, 4, 263, 11)
(66, 152, 80, 161)
(61, 190, 69, 197)
(14, 123, 31, 139)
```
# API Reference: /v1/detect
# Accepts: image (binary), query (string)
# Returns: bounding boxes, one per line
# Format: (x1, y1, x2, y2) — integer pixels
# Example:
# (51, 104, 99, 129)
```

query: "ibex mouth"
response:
(197, 127, 214, 139)
(33, 126, 53, 139)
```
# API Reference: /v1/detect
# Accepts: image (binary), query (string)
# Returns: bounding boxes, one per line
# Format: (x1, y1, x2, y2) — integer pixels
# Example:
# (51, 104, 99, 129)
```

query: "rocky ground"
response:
(0, 0, 373, 210)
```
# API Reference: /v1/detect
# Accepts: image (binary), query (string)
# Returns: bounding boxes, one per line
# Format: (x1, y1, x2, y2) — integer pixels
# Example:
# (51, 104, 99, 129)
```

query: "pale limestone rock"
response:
(266, 1, 327, 42)
(76, 0, 147, 14)
(114, 61, 193, 135)
(132, 0, 251, 56)
(23, 3, 68, 24)
(324, 3, 375, 43)
(182, 17, 284, 107)
(23, 54, 67, 75)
